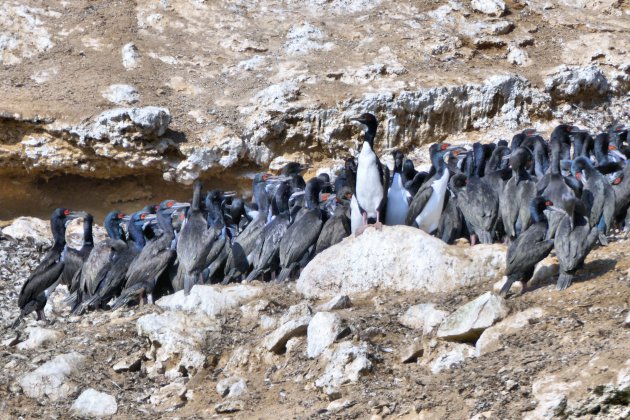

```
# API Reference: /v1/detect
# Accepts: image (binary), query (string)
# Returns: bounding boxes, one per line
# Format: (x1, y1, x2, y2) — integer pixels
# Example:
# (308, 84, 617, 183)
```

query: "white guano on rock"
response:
(297, 226, 505, 299)
(307, 312, 343, 358)
(71, 388, 118, 417)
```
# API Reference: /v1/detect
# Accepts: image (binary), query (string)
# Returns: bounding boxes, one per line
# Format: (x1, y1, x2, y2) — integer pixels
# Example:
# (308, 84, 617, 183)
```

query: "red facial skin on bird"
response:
(545, 201, 553, 207)
(64, 209, 71, 216)
(613, 177, 623, 185)
(440, 143, 451, 151)
(576, 172, 582, 181)
(609, 145, 618, 151)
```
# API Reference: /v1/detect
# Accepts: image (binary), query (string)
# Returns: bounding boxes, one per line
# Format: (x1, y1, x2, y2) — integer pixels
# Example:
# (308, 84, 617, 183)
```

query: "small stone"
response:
(430, 343, 476, 374)
(71, 388, 118, 417)
(101, 84, 140, 105)
(399, 303, 448, 335)
(216, 377, 247, 398)
(19, 352, 86, 401)
(16, 327, 63, 350)
(476, 308, 545, 356)
(150, 382, 187, 411)
(473, 37, 506, 49)
(493, 278, 523, 295)
(624, 312, 630, 327)
(319, 295, 352, 311)
(112, 355, 142, 373)
(215, 399, 244, 413)
(315, 342, 372, 390)
(437, 292, 509, 342)
(263, 316, 311, 354)
(307, 312, 342, 358)
(121, 43, 141, 70)
(486, 21, 514, 36)
(327, 399, 356, 413)
(471, 0, 507, 17)
(400, 342, 424, 363)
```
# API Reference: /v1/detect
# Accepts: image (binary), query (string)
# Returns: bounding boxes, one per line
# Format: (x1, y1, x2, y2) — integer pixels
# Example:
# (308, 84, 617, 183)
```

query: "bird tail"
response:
(276, 263, 298, 283)
(499, 275, 518, 297)
(556, 272, 573, 291)
(111, 284, 144, 310)
(183, 273, 197, 295)
(10, 315, 23, 329)
(598, 232, 608, 246)
(64, 291, 78, 307)
(476, 230, 493, 245)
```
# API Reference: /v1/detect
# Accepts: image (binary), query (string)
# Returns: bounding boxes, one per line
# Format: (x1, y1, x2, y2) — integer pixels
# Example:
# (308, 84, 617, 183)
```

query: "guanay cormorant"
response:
(501, 147, 536, 239)
(500, 197, 558, 297)
(352, 113, 389, 235)
(13, 208, 80, 326)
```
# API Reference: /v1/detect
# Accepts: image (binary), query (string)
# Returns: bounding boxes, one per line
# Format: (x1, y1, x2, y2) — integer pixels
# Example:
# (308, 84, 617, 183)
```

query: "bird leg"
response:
(36, 310, 47, 323)
(373, 211, 383, 231)
(147, 293, 154, 305)
(355, 212, 369, 236)
(470, 234, 478, 246)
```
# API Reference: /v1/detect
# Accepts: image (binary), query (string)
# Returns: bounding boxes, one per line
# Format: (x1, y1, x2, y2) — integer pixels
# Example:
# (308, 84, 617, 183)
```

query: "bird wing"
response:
(18, 261, 64, 309)
(506, 224, 554, 276)
(280, 211, 323, 266)
(405, 180, 434, 226)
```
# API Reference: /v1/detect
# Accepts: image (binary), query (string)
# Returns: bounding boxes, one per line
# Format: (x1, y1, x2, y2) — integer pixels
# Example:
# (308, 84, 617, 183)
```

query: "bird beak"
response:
(610, 150, 627, 161)
(501, 154, 512, 161)
(171, 202, 190, 210)
(121, 215, 131, 221)
(223, 191, 237, 198)
(570, 126, 587, 133)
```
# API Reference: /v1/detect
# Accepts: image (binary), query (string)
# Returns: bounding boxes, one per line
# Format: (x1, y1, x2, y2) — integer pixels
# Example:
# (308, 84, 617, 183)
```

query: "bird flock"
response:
(12, 113, 630, 326)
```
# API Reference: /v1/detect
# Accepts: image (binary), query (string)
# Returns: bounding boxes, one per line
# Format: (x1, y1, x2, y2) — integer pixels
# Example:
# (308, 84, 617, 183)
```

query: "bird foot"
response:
(373, 221, 383, 231)
(355, 225, 368, 237)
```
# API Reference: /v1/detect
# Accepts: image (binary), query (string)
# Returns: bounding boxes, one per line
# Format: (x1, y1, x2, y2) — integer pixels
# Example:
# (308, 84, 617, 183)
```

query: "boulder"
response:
(307, 312, 343, 358)
(16, 327, 63, 350)
(157, 284, 262, 317)
(476, 308, 545, 356)
(18, 352, 86, 401)
(429, 343, 476, 374)
(545, 65, 609, 104)
(471, 0, 506, 16)
(137, 312, 219, 379)
(399, 303, 448, 335)
(297, 227, 505, 298)
(71, 389, 118, 417)
(2, 217, 51, 245)
(437, 292, 509, 342)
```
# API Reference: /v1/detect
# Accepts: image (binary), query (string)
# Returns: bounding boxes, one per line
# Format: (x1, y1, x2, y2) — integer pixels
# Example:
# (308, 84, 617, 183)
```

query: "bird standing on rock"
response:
(351, 113, 389, 236)
(385, 150, 410, 226)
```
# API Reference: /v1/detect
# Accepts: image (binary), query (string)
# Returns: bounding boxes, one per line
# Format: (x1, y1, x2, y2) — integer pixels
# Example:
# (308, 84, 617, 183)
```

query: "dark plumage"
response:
(500, 197, 556, 297)
(316, 186, 352, 253)
(450, 173, 499, 245)
(501, 147, 536, 239)
(13, 208, 79, 327)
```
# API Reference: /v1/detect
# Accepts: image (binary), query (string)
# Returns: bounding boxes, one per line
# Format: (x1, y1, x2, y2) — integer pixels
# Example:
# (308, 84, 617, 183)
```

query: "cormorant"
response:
(500, 197, 557, 297)
(13, 208, 80, 327)
(501, 147, 536, 239)
(316, 186, 352, 253)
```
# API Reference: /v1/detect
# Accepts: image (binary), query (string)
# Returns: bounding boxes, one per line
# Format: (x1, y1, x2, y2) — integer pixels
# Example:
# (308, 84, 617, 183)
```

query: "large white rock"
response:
(399, 303, 449, 335)
(2, 217, 51, 245)
(476, 307, 545, 356)
(297, 226, 505, 298)
(157, 284, 262, 317)
(471, 0, 506, 16)
(137, 312, 219, 379)
(19, 352, 86, 401)
(307, 312, 342, 358)
(71, 388, 118, 417)
(437, 292, 509, 342)
(16, 327, 63, 351)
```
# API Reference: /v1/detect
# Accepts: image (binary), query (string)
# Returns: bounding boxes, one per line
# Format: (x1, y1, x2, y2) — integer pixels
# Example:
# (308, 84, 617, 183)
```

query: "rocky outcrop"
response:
(297, 226, 505, 298)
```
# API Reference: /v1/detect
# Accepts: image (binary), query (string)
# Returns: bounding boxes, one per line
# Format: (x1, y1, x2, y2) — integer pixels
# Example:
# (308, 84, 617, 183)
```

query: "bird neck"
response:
(157, 210, 175, 238)
(530, 204, 547, 224)
(550, 144, 561, 175)
(191, 183, 202, 212)
(127, 221, 146, 249)
(82, 218, 94, 247)
(51, 216, 67, 248)
(363, 128, 376, 150)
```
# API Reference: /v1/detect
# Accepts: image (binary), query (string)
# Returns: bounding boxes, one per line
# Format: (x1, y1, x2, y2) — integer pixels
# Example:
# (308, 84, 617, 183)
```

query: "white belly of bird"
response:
(386, 172, 410, 225)
(415, 171, 449, 234)
(355, 143, 384, 219)
(350, 195, 362, 234)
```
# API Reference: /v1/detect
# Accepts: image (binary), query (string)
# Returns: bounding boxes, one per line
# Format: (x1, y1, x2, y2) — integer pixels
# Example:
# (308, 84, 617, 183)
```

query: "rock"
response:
(112, 355, 142, 373)
(74, 106, 171, 144)
(327, 399, 356, 413)
(315, 342, 372, 391)
(16, 327, 62, 350)
(18, 352, 86, 401)
(251, 81, 300, 109)
(297, 227, 505, 299)
(507, 45, 530, 67)
(429, 343, 476, 374)
(545, 65, 609, 104)
(486, 21, 514, 36)
(65, 217, 108, 249)
(121, 43, 141, 70)
(216, 376, 248, 398)
(437, 292, 509, 342)
(71, 389, 117, 417)
(157, 284, 262, 317)
(319, 295, 352, 311)
(625, 312, 630, 327)
(476, 308, 545, 356)
(399, 303, 448, 335)
(215, 399, 244, 413)
(471, 0, 506, 16)
(492, 278, 523, 296)
(150, 382, 188, 412)
(137, 312, 219, 379)
(2, 217, 51, 245)
(284, 22, 334, 55)
(307, 312, 343, 358)
(400, 342, 424, 363)
(101, 84, 140, 105)
(263, 315, 311, 354)
(526, 376, 574, 419)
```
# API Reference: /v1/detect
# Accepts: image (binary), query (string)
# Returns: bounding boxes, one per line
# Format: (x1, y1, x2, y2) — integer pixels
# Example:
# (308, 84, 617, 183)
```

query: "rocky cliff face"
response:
(1, 0, 629, 219)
